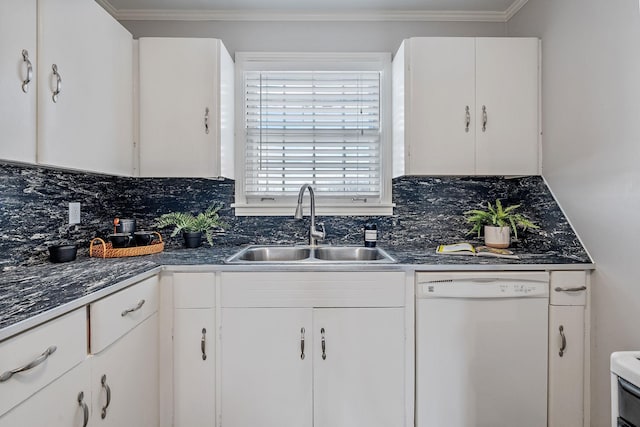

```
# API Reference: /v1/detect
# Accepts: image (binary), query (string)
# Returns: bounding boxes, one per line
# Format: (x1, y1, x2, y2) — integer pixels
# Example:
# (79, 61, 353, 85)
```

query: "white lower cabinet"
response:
(0, 361, 91, 427)
(172, 272, 216, 427)
(90, 313, 159, 426)
(548, 271, 588, 427)
(219, 271, 406, 427)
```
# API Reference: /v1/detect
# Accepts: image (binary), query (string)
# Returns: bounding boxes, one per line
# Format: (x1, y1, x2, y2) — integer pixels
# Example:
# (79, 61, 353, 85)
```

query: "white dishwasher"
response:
(416, 272, 549, 427)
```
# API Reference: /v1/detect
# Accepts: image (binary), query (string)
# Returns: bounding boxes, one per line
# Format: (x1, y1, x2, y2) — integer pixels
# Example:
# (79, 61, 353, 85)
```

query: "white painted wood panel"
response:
(37, 0, 133, 175)
(475, 37, 539, 175)
(0, 361, 91, 427)
(0, 309, 87, 417)
(138, 38, 220, 177)
(406, 37, 476, 175)
(0, 0, 36, 164)
(313, 308, 405, 427)
(548, 305, 585, 427)
(220, 308, 313, 427)
(550, 270, 587, 306)
(173, 272, 216, 309)
(220, 271, 405, 307)
(174, 309, 216, 427)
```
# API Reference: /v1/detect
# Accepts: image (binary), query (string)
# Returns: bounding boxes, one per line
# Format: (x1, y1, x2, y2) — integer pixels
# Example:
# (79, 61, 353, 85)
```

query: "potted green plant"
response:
(154, 204, 227, 248)
(464, 199, 538, 248)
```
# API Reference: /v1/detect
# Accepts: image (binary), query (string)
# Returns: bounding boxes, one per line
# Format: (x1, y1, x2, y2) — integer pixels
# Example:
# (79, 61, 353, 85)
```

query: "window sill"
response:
(232, 203, 395, 217)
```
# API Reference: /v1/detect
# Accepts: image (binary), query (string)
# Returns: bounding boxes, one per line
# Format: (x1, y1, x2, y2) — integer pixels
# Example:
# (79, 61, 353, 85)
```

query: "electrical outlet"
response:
(69, 202, 81, 225)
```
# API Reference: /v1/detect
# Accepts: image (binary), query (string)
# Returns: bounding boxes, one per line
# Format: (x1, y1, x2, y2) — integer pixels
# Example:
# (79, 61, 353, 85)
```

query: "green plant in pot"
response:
(154, 204, 227, 248)
(464, 199, 538, 248)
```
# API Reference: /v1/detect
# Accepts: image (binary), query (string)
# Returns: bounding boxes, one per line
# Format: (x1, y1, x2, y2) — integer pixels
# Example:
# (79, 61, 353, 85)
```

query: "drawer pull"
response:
(101, 374, 112, 419)
(554, 286, 587, 293)
(0, 345, 57, 382)
(201, 328, 207, 361)
(559, 325, 567, 357)
(321, 327, 327, 360)
(121, 299, 145, 317)
(21, 49, 33, 93)
(78, 391, 89, 427)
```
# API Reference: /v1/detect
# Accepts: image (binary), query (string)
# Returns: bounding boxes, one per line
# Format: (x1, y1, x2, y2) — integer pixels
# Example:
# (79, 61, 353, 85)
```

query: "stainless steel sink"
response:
(225, 245, 396, 264)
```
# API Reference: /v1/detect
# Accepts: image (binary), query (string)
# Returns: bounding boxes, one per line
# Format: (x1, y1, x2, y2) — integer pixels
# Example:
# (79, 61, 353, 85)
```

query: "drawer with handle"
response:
(90, 275, 159, 354)
(550, 271, 587, 306)
(0, 308, 87, 417)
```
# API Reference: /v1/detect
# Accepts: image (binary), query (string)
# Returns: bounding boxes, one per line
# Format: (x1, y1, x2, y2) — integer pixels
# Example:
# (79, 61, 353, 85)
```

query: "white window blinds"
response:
(244, 70, 381, 199)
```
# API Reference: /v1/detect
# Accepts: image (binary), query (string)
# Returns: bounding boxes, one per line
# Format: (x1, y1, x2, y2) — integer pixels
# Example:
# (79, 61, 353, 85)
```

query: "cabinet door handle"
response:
(21, 49, 33, 93)
(101, 374, 112, 419)
(465, 106, 470, 132)
(78, 391, 89, 427)
(204, 107, 210, 134)
(554, 286, 587, 293)
(300, 327, 306, 360)
(51, 64, 62, 103)
(559, 325, 567, 357)
(121, 299, 145, 317)
(0, 345, 57, 382)
(321, 327, 327, 360)
(482, 105, 488, 132)
(201, 328, 207, 360)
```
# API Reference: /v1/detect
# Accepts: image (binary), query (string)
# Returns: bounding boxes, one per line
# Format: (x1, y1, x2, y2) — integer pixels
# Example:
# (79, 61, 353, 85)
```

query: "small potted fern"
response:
(464, 199, 538, 248)
(154, 204, 227, 248)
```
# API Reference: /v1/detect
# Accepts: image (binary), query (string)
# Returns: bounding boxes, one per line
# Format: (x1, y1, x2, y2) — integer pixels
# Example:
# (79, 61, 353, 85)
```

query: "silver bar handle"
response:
(78, 391, 89, 427)
(21, 49, 33, 93)
(204, 107, 210, 134)
(101, 374, 111, 419)
(465, 106, 470, 132)
(559, 325, 567, 357)
(121, 299, 145, 317)
(321, 327, 326, 360)
(201, 328, 207, 361)
(482, 105, 487, 132)
(51, 64, 62, 103)
(0, 345, 57, 382)
(300, 327, 306, 360)
(554, 286, 587, 293)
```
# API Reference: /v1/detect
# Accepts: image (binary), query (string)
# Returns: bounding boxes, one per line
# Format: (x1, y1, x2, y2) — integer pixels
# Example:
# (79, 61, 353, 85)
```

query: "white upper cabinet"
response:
(0, 0, 37, 164)
(37, 0, 133, 176)
(138, 38, 234, 178)
(393, 37, 540, 177)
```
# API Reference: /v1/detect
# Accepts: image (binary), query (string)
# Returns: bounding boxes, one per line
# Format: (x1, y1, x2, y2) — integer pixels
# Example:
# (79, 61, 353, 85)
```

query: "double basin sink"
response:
(225, 245, 396, 264)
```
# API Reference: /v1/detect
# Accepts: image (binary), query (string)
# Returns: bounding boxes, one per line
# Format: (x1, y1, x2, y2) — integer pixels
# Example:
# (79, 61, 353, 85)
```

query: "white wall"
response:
(508, 1, 640, 425)
(121, 20, 505, 55)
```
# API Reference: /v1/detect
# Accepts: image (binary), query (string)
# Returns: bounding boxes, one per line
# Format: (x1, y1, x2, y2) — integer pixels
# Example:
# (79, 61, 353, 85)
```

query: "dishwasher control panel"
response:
(416, 272, 550, 299)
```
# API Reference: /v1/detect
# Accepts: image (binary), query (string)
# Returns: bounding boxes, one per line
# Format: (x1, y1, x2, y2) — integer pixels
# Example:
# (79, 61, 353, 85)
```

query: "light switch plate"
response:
(69, 202, 81, 225)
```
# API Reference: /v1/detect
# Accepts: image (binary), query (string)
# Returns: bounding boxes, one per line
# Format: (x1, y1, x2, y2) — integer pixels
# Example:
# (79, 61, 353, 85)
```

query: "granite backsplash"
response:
(0, 162, 591, 269)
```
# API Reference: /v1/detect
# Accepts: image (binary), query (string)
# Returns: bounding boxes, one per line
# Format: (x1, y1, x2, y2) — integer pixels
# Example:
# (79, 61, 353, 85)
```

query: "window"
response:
(233, 53, 393, 216)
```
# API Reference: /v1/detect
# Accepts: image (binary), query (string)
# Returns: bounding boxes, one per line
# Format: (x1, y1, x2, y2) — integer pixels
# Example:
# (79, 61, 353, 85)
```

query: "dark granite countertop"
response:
(0, 242, 593, 341)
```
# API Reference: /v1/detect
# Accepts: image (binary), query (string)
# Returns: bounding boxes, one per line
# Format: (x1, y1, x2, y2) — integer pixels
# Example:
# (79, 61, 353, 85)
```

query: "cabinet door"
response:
(91, 313, 159, 427)
(406, 37, 476, 175)
(174, 308, 215, 427)
(548, 305, 585, 427)
(475, 38, 539, 175)
(0, 0, 36, 164)
(220, 308, 313, 427)
(0, 361, 91, 427)
(313, 308, 405, 427)
(138, 38, 219, 177)
(37, 0, 133, 175)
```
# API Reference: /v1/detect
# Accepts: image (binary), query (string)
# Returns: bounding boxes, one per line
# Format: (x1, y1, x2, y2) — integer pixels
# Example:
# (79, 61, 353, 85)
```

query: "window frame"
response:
(233, 52, 394, 216)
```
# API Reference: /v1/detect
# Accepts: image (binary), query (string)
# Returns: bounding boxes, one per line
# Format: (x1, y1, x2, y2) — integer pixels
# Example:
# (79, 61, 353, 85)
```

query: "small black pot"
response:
(183, 231, 203, 248)
(48, 244, 78, 263)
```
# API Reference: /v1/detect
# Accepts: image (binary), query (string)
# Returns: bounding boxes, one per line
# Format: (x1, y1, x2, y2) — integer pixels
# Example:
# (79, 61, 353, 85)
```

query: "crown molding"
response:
(98, 0, 528, 23)
(504, 0, 529, 20)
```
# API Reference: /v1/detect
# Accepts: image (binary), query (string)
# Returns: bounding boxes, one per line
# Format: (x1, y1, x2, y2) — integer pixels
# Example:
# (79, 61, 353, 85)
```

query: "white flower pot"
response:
(484, 225, 511, 249)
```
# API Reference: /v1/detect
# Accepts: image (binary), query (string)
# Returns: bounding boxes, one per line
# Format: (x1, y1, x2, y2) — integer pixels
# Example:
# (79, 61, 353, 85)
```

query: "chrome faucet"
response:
(294, 184, 326, 246)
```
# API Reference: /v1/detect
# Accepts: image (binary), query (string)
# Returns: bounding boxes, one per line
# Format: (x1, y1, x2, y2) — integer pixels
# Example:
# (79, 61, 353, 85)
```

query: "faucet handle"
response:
(315, 222, 326, 240)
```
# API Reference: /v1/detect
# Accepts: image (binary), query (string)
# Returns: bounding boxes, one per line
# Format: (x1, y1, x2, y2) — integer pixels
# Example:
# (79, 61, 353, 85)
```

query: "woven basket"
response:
(90, 232, 164, 258)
